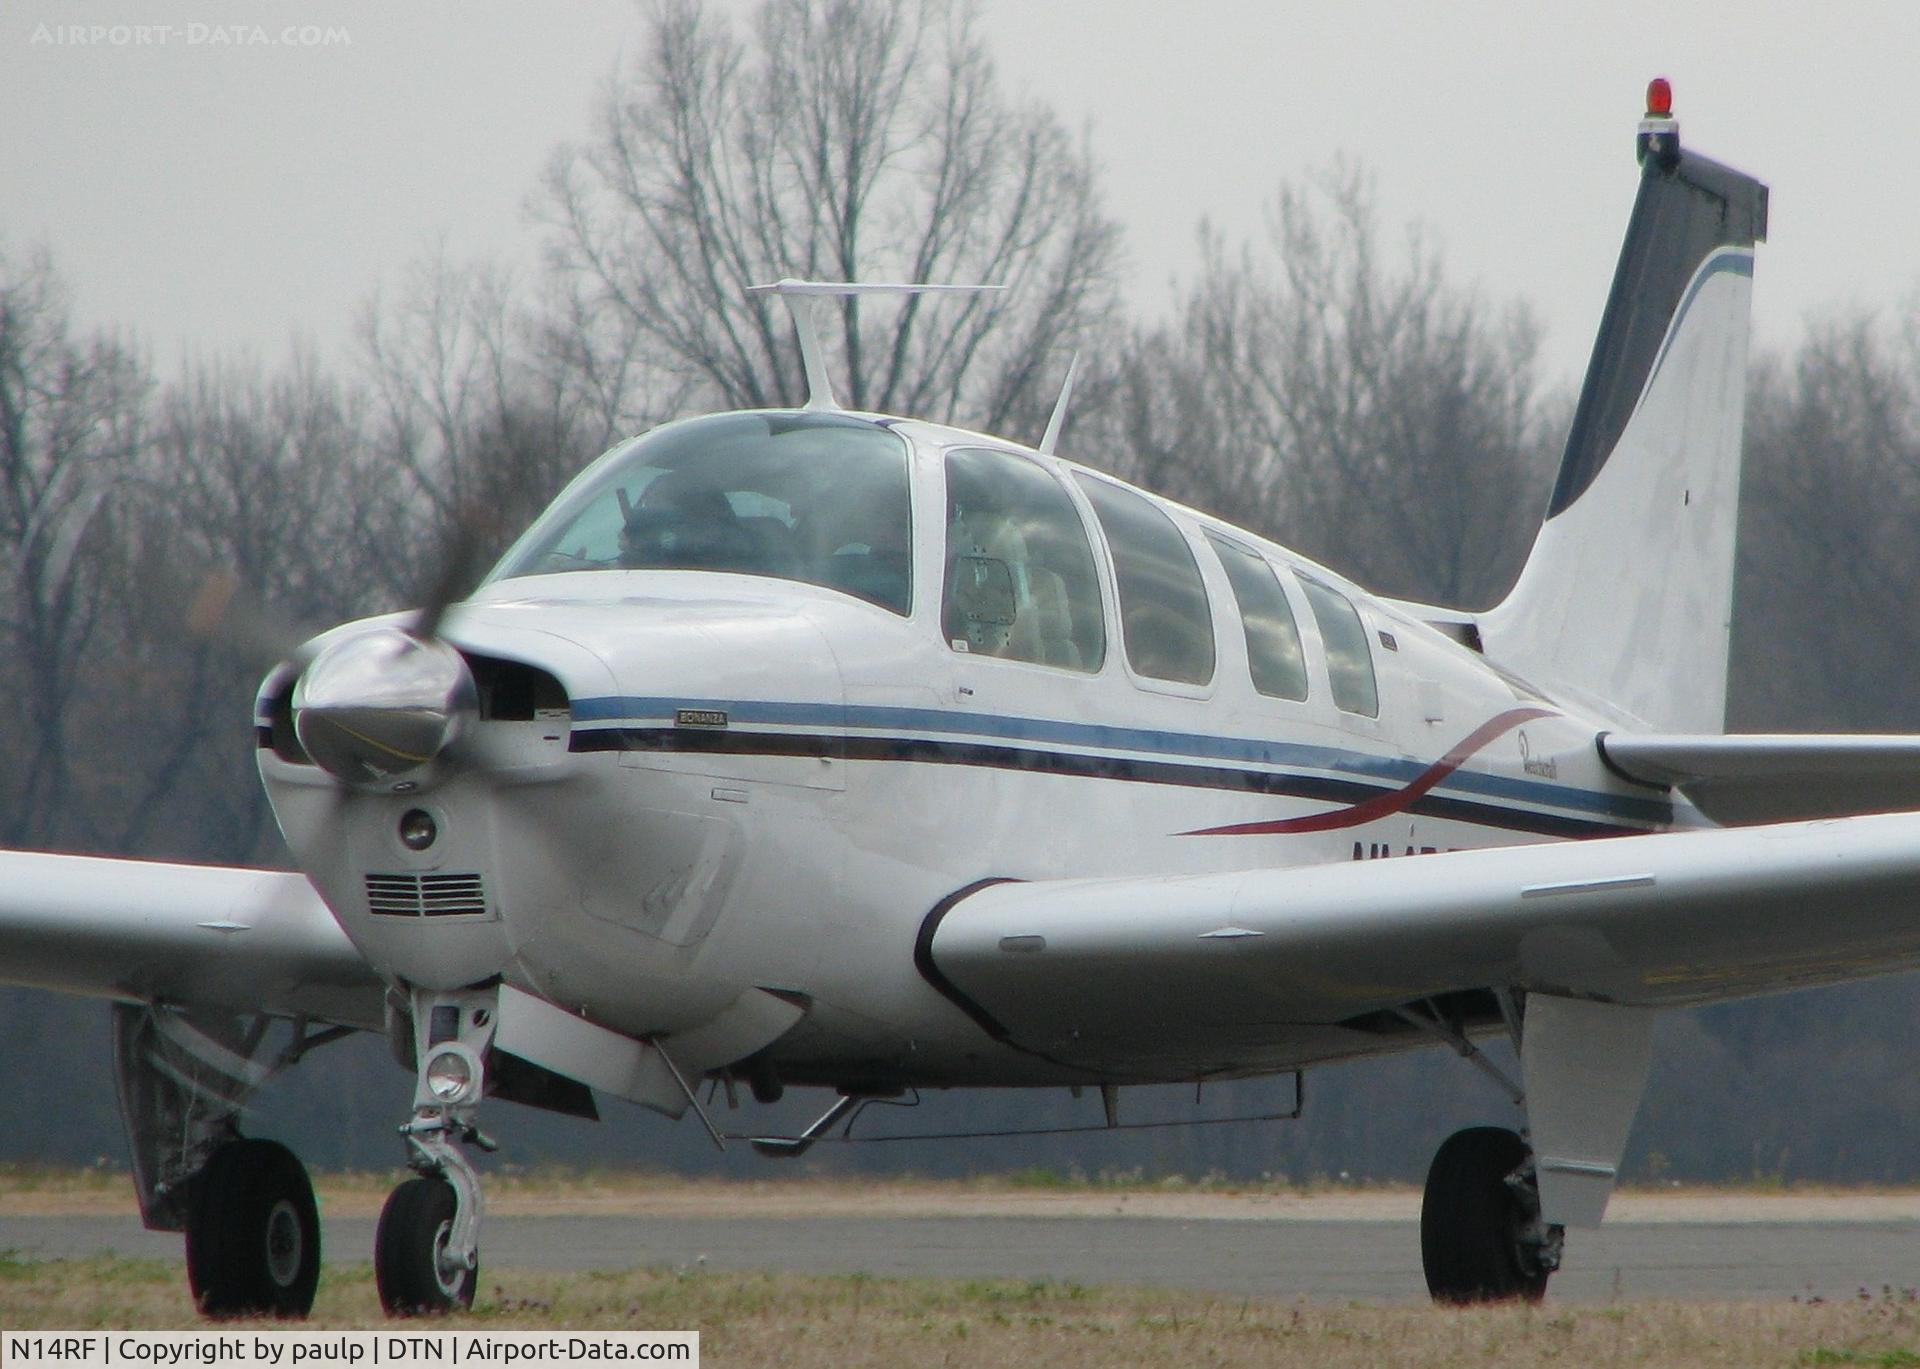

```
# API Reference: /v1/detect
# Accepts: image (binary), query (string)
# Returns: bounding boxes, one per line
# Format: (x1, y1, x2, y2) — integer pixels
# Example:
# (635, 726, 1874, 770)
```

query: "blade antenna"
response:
(747, 279, 1007, 413)
(789, 292, 840, 412)
(1038, 351, 1081, 456)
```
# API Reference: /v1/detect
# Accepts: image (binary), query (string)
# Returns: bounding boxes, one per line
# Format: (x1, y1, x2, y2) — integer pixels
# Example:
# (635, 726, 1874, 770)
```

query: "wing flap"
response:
(925, 811, 1920, 1074)
(0, 850, 383, 1027)
(1601, 732, 1920, 823)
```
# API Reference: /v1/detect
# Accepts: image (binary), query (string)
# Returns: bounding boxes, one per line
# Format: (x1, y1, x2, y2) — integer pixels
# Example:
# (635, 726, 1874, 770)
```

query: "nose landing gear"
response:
(377, 1173, 478, 1315)
(377, 988, 498, 1316)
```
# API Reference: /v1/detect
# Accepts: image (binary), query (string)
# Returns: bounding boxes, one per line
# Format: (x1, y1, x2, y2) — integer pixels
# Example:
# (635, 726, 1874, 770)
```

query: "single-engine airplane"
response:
(2, 82, 1911, 1315)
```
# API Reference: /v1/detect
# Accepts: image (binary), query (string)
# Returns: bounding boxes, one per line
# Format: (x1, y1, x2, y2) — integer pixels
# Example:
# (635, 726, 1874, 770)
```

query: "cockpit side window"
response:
(484, 412, 913, 615)
(1296, 573, 1380, 717)
(942, 448, 1104, 672)
(1205, 531, 1309, 702)
(1073, 475, 1215, 686)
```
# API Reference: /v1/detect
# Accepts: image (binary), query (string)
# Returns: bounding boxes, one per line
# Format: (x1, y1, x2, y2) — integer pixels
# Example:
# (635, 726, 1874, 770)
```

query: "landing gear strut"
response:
(185, 1138, 322, 1318)
(1420, 1126, 1561, 1304)
(377, 988, 497, 1317)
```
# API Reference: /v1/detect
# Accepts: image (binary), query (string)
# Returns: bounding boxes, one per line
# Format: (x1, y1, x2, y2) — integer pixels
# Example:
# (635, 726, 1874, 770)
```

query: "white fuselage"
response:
(260, 414, 1684, 1092)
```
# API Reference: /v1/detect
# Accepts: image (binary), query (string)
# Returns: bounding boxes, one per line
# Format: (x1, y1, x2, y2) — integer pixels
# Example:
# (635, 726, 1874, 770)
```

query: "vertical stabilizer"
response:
(1481, 93, 1768, 731)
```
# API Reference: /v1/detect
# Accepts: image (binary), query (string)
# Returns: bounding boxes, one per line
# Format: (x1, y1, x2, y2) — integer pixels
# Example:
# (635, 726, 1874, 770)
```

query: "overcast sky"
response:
(4, 0, 1916, 399)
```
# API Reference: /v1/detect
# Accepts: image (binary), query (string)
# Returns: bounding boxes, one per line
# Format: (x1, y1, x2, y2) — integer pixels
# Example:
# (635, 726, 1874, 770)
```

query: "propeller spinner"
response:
(291, 627, 476, 790)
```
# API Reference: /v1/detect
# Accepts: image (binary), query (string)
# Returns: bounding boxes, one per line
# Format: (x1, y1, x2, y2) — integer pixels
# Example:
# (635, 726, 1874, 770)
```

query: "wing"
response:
(922, 810, 1920, 1078)
(1600, 732, 1920, 824)
(0, 850, 383, 1028)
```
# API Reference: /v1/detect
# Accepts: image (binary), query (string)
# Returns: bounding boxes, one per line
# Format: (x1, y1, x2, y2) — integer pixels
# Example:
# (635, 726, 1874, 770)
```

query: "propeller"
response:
(186, 570, 322, 675)
(185, 503, 500, 793)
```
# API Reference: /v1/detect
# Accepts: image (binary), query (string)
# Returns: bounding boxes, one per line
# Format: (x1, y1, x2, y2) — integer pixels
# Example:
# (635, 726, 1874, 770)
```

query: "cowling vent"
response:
(365, 872, 488, 918)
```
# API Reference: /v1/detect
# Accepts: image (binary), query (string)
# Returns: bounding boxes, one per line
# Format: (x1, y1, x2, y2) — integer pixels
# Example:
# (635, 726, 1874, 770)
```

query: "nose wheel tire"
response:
(1421, 1126, 1554, 1305)
(185, 1138, 321, 1319)
(376, 1176, 477, 1316)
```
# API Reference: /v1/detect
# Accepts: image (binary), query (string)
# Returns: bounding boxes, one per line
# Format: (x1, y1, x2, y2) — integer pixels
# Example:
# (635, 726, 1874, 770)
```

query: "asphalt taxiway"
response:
(4, 1193, 1916, 1302)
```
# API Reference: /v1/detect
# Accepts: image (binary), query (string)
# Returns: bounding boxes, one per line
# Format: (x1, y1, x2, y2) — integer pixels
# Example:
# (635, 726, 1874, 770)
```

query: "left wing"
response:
(922, 810, 1920, 1077)
(0, 850, 383, 1027)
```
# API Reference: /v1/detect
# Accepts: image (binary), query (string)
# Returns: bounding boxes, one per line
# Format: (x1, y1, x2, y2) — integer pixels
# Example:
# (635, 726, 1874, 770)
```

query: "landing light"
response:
(424, 1045, 479, 1105)
(399, 809, 438, 852)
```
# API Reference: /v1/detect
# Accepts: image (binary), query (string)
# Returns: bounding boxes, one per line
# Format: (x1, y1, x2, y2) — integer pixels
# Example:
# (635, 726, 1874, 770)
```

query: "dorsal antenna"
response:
(746, 279, 1006, 412)
(1037, 351, 1080, 455)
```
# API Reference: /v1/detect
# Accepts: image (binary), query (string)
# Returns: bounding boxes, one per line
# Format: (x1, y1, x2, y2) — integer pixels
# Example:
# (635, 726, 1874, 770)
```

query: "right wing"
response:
(923, 809, 1920, 1078)
(0, 850, 383, 1028)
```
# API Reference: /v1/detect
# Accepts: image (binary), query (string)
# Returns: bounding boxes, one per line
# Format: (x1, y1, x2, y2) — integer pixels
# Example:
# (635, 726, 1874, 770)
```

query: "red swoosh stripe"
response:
(1179, 706, 1557, 837)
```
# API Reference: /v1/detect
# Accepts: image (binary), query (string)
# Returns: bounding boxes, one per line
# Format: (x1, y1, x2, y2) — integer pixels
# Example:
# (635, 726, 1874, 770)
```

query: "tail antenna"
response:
(1038, 352, 1080, 455)
(746, 279, 1007, 412)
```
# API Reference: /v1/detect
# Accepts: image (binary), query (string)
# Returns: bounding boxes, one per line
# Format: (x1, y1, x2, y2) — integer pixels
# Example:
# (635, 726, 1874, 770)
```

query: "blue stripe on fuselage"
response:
(570, 695, 1670, 827)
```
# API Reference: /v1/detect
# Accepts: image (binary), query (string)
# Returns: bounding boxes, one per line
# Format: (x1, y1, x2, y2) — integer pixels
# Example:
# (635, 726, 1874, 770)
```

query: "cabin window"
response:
(1205, 532, 1308, 701)
(1073, 475, 1215, 686)
(484, 412, 913, 615)
(1297, 574, 1379, 717)
(943, 448, 1105, 671)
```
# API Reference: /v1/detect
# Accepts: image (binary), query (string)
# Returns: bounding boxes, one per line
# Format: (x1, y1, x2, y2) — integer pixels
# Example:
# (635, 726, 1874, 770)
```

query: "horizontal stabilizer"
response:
(1600, 733, 1920, 824)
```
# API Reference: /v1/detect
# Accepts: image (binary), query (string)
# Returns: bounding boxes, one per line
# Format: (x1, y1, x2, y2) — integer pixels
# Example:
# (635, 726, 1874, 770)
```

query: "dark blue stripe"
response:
(569, 695, 1671, 826)
(1644, 248, 1753, 382)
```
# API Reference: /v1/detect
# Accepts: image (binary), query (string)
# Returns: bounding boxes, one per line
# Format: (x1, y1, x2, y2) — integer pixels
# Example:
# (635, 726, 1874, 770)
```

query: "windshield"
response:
(486, 412, 913, 614)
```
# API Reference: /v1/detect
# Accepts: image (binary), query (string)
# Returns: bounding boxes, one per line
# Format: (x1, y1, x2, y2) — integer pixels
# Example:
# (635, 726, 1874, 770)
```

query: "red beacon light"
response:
(1636, 76, 1681, 171)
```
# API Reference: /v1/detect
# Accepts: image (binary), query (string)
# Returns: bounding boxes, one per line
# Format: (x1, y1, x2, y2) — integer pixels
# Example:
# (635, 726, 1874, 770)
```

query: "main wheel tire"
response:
(376, 1177, 477, 1316)
(1420, 1126, 1551, 1305)
(185, 1138, 321, 1319)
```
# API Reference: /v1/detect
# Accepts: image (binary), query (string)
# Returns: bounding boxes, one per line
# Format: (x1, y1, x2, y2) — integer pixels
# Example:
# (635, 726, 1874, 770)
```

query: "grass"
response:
(0, 1255, 1919, 1366)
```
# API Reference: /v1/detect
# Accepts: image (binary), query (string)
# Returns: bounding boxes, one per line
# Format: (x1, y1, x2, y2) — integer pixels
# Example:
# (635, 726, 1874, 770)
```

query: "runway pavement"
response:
(3, 1200, 1917, 1302)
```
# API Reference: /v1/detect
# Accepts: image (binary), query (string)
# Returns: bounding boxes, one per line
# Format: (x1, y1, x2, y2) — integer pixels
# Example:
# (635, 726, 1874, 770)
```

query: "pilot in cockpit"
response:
(618, 476, 758, 572)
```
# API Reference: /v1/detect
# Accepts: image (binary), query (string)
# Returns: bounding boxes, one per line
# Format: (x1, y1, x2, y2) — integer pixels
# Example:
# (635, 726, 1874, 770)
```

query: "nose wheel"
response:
(376, 1176, 478, 1315)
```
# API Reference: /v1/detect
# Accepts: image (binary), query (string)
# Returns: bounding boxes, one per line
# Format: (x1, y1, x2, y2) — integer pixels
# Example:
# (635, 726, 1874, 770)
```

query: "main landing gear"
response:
(111, 1005, 345, 1319)
(1420, 1126, 1562, 1304)
(186, 1138, 322, 1318)
(1397, 991, 1616, 1305)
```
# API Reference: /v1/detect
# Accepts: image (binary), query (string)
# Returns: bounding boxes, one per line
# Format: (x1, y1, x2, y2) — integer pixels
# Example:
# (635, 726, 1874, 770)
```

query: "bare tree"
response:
(88, 353, 400, 861)
(1732, 314, 1920, 732)
(156, 353, 389, 623)
(0, 247, 148, 847)
(361, 250, 611, 602)
(539, 0, 1121, 433)
(1104, 165, 1555, 607)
